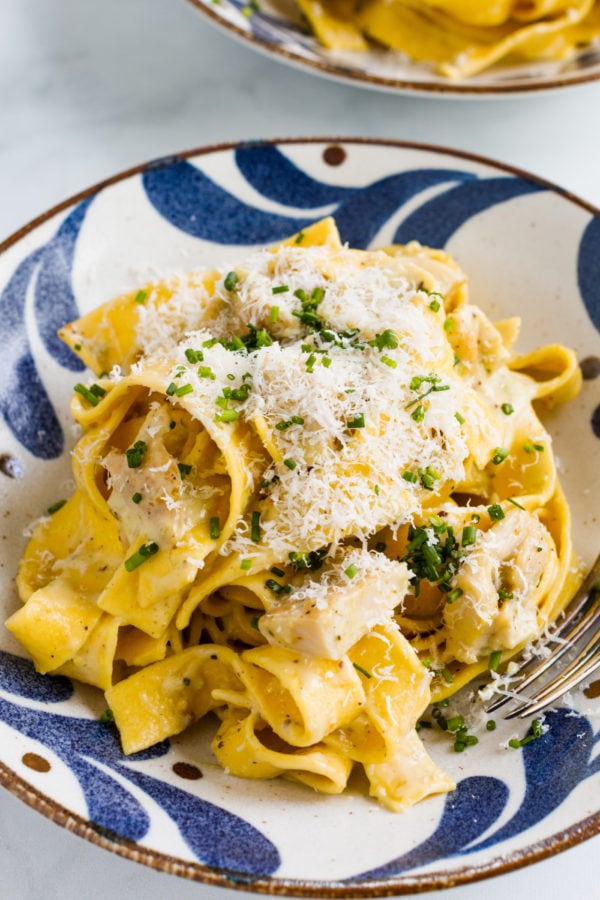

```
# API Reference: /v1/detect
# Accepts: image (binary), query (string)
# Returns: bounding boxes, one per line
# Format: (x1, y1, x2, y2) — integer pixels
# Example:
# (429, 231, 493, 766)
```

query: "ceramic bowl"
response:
(1, 138, 599, 895)
(185, 0, 600, 96)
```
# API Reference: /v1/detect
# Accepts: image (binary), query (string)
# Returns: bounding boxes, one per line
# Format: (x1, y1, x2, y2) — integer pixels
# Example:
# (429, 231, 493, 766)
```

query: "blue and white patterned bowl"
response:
(184, 0, 600, 96)
(0, 139, 599, 895)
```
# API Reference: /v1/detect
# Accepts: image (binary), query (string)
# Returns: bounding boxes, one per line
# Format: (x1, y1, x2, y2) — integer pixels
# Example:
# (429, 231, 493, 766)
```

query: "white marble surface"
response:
(1, 1, 599, 897)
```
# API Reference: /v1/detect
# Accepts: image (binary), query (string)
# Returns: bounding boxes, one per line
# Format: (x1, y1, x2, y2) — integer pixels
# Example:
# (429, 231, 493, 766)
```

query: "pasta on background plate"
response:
(6, 217, 582, 811)
(295, 0, 600, 78)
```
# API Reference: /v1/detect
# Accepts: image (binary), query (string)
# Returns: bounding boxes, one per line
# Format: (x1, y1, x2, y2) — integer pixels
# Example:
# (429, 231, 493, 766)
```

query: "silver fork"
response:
(485, 553, 600, 720)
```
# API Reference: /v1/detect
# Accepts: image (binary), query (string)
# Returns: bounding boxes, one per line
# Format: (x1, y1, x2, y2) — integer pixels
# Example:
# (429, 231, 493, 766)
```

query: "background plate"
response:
(185, 0, 600, 97)
(0, 138, 599, 895)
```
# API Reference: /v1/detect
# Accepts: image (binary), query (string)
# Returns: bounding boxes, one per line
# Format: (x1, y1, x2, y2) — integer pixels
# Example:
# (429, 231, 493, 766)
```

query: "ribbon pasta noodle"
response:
(7, 217, 581, 811)
(295, 0, 600, 79)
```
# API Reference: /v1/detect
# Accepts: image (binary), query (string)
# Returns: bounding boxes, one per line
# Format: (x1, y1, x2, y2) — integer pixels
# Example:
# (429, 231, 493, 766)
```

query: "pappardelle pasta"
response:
(7, 218, 582, 811)
(296, 0, 600, 79)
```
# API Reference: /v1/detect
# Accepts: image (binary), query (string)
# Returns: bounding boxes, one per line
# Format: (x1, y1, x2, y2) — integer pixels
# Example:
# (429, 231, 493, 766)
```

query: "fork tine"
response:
(505, 629, 600, 719)
(485, 554, 600, 716)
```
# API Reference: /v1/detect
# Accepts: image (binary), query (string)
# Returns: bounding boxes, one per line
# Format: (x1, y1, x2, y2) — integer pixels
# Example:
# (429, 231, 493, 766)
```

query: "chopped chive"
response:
(166, 382, 177, 396)
(126, 440, 148, 469)
(209, 516, 220, 539)
(283, 458, 297, 470)
(251, 510, 261, 543)
(74, 383, 102, 406)
(446, 587, 463, 604)
(224, 271, 239, 291)
(272, 285, 289, 295)
(73, 343, 82, 351)
(353, 662, 372, 679)
(100, 709, 114, 724)
(265, 578, 286, 594)
(291, 415, 304, 425)
(491, 447, 509, 465)
(486, 720, 496, 731)
(411, 404, 425, 422)
(455, 411, 465, 424)
(175, 383, 193, 397)
(250, 614, 261, 630)
(429, 298, 440, 312)
(508, 738, 522, 749)
(134, 289, 147, 304)
(533, 443, 545, 452)
(501, 402, 514, 415)
(461, 525, 477, 546)
(178, 463, 192, 479)
(419, 466, 440, 491)
(443, 317, 455, 332)
(124, 541, 159, 572)
(131, 492, 143, 504)
(47, 499, 67, 515)
(488, 650, 502, 671)
(381, 356, 397, 368)
(402, 470, 418, 483)
(447, 715, 465, 733)
(488, 503, 505, 521)
(507, 497, 526, 511)
(185, 348, 204, 363)
(345, 564, 359, 579)
(240, 558, 252, 571)
(294, 231, 305, 244)
(216, 408, 239, 422)
(269, 307, 280, 327)
(271, 566, 285, 577)
(347, 413, 365, 429)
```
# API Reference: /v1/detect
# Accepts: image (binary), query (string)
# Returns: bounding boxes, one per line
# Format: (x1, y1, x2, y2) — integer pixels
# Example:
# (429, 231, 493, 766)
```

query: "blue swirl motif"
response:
(353, 709, 600, 881)
(2, 647, 598, 882)
(0, 200, 89, 459)
(0, 650, 280, 876)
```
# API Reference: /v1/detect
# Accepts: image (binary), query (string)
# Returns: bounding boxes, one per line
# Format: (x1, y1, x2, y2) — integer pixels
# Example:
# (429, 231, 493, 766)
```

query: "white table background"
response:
(0, 1, 599, 897)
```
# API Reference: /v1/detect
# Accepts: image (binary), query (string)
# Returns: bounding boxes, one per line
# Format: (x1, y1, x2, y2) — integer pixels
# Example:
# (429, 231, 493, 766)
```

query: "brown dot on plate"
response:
(580, 356, 600, 380)
(0, 454, 24, 479)
(584, 679, 600, 699)
(22, 752, 51, 773)
(172, 761, 203, 780)
(323, 145, 346, 167)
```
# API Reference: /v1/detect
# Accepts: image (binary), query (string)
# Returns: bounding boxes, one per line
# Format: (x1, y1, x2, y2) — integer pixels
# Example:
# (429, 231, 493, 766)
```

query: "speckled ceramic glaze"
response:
(185, 0, 600, 96)
(0, 139, 599, 896)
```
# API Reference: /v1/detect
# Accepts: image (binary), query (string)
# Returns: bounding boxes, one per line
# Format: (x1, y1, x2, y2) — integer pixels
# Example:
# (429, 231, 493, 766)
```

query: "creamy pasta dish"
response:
(7, 218, 582, 811)
(295, 0, 600, 79)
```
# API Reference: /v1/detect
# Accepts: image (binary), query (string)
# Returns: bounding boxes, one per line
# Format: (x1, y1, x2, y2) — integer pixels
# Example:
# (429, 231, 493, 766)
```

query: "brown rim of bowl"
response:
(182, 0, 600, 97)
(0, 137, 599, 895)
